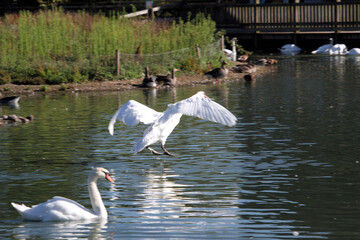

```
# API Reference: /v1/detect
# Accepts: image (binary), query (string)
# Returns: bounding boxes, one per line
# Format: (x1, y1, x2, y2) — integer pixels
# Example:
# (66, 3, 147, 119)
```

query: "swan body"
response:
(348, 48, 360, 55)
(223, 49, 234, 61)
(311, 38, 347, 55)
(312, 38, 334, 55)
(108, 91, 237, 155)
(329, 44, 348, 55)
(279, 44, 301, 55)
(11, 167, 114, 222)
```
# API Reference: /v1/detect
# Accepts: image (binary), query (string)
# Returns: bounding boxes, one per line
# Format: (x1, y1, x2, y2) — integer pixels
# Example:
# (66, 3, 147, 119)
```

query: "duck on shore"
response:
(255, 57, 278, 66)
(155, 68, 178, 87)
(238, 53, 249, 62)
(204, 61, 229, 80)
(231, 63, 256, 74)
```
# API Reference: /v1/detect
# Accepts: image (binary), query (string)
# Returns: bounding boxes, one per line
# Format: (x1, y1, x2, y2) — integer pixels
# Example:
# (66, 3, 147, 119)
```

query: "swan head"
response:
(90, 167, 114, 183)
(329, 38, 334, 44)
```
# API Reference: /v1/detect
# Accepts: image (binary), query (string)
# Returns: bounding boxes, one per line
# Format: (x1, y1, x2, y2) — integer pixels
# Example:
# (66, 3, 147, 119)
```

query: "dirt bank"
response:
(0, 66, 272, 96)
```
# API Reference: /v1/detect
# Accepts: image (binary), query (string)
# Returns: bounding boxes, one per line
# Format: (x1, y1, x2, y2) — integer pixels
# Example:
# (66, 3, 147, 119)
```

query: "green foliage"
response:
(0, 70, 12, 84)
(40, 85, 50, 91)
(0, 9, 223, 84)
(59, 83, 68, 91)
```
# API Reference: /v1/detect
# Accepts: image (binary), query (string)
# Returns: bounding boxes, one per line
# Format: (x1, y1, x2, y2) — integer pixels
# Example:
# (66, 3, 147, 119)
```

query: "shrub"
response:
(0, 9, 224, 84)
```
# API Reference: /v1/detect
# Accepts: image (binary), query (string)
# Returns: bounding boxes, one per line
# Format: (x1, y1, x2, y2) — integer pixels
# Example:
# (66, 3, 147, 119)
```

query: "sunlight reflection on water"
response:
(1, 55, 360, 239)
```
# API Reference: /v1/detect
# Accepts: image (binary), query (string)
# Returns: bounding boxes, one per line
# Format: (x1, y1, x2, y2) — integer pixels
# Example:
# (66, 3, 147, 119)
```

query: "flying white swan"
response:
(108, 91, 237, 156)
(11, 167, 114, 221)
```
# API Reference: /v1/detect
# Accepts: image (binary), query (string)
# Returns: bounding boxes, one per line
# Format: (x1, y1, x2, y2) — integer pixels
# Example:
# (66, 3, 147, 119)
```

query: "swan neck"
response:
(88, 175, 107, 218)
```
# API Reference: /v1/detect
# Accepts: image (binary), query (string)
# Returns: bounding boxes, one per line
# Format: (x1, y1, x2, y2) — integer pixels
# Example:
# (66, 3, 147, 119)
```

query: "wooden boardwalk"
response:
(171, 1, 360, 51)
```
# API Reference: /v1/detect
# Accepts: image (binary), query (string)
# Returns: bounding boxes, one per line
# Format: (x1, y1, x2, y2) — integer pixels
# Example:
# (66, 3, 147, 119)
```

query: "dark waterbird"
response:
(204, 61, 229, 80)
(0, 93, 20, 105)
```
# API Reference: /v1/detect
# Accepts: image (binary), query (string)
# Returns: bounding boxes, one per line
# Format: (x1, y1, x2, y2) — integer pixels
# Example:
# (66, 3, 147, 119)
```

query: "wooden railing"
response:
(180, 2, 360, 32)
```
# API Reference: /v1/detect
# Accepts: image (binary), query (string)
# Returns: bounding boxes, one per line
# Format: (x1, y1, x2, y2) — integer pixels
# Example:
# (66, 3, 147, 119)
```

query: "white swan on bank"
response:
(279, 44, 301, 55)
(108, 91, 237, 156)
(11, 167, 114, 222)
(224, 49, 235, 61)
(347, 48, 360, 55)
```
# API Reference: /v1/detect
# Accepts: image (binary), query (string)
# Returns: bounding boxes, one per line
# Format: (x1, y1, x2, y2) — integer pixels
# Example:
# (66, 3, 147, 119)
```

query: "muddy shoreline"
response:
(0, 66, 271, 96)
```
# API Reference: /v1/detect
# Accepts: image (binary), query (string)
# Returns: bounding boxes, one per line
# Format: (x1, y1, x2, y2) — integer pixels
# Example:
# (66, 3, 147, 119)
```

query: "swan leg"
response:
(161, 144, 176, 156)
(146, 146, 163, 155)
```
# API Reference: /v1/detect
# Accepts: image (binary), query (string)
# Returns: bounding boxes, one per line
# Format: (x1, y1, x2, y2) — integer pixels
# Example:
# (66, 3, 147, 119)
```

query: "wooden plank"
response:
(123, 6, 161, 18)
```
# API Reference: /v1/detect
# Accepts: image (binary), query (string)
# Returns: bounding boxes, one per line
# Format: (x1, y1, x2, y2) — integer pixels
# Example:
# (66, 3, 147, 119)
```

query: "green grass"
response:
(0, 8, 225, 84)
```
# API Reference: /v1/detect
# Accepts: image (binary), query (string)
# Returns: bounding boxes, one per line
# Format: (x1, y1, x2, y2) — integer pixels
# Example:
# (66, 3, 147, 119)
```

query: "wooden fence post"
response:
(148, 8, 154, 19)
(221, 35, 225, 52)
(196, 44, 201, 59)
(115, 49, 120, 77)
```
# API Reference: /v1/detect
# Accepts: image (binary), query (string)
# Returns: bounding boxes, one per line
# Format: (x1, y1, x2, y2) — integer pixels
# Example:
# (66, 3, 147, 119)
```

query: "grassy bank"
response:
(0, 9, 224, 85)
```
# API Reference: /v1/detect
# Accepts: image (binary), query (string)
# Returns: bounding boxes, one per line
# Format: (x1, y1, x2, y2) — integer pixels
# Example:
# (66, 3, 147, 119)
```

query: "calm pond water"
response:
(0, 55, 360, 239)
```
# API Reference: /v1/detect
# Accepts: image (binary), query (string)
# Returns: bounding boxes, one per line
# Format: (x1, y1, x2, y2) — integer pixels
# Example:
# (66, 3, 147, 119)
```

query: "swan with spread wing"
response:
(108, 91, 237, 156)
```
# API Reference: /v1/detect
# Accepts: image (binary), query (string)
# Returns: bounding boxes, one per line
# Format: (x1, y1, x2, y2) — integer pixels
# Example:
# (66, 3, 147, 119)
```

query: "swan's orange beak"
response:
(105, 173, 115, 183)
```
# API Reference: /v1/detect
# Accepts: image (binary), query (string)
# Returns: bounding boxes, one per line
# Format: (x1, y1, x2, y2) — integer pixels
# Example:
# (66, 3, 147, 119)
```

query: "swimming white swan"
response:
(312, 38, 334, 54)
(279, 44, 301, 55)
(347, 48, 360, 55)
(11, 167, 114, 221)
(329, 44, 348, 55)
(312, 38, 348, 55)
(108, 91, 237, 156)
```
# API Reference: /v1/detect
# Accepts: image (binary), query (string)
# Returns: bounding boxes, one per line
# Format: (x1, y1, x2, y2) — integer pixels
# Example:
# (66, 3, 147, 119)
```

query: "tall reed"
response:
(0, 8, 222, 84)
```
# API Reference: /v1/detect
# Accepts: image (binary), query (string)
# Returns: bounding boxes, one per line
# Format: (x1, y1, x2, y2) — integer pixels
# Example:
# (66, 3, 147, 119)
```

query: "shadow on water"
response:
(1, 55, 360, 239)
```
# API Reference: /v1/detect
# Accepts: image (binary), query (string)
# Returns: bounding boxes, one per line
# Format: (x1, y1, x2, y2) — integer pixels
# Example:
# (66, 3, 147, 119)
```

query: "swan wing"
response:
(348, 48, 360, 55)
(312, 44, 332, 54)
(164, 91, 237, 127)
(108, 100, 162, 135)
(329, 44, 348, 55)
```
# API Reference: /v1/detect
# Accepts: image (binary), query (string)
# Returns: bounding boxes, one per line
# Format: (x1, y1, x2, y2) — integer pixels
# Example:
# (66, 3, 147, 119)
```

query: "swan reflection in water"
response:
(135, 166, 240, 220)
(140, 170, 189, 219)
(12, 219, 109, 240)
